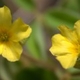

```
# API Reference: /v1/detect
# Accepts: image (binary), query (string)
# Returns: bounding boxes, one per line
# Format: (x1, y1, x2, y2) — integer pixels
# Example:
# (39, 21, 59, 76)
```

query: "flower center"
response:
(0, 29, 10, 43)
(0, 32, 9, 42)
(0, 33, 9, 42)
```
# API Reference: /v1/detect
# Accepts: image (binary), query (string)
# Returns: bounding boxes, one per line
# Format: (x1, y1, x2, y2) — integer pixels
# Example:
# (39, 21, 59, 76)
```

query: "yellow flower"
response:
(49, 20, 80, 69)
(0, 6, 32, 62)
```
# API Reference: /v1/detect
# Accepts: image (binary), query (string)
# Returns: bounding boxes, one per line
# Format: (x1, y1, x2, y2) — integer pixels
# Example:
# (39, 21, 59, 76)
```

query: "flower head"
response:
(0, 6, 32, 61)
(49, 20, 80, 69)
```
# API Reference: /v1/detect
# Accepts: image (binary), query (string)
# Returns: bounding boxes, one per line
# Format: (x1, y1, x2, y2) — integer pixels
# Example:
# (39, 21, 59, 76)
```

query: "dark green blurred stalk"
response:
(0, 0, 4, 7)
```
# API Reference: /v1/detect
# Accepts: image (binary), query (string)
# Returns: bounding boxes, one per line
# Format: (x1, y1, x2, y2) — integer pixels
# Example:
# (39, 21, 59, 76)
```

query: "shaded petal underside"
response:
(74, 20, 80, 41)
(59, 25, 78, 44)
(11, 18, 32, 42)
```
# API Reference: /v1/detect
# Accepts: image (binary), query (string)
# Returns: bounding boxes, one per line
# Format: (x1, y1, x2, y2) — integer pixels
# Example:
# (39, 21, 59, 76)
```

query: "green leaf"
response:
(13, 0, 36, 11)
(25, 31, 41, 59)
(44, 8, 80, 29)
(78, 0, 80, 9)
(33, 21, 47, 59)
(63, 0, 80, 12)
(26, 21, 46, 59)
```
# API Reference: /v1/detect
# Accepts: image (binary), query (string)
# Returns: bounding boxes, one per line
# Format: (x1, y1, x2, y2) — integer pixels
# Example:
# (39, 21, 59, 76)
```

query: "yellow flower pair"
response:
(0, 6, 80, 69)
(0, 6, 32, 61)
(50, 21, 80, 69)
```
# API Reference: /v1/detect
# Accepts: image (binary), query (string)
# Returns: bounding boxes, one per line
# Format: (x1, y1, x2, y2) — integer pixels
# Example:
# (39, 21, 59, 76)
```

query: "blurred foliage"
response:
(15, 68, 58, 80)
(13, 0, 36, 11)
(62, 0, 80, 11)
(26, 20, 46, 59)
(44, 8, 80, 29)
(0, 0, 4, 7)
(1, 0, 80, 80)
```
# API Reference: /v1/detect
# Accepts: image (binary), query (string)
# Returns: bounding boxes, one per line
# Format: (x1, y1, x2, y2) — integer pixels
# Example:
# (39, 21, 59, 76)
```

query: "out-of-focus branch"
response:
(21, 51, 71, 80)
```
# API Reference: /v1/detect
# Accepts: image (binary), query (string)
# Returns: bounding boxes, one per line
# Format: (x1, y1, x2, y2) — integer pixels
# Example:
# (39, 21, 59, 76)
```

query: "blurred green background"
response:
(0, 0, 80, 80)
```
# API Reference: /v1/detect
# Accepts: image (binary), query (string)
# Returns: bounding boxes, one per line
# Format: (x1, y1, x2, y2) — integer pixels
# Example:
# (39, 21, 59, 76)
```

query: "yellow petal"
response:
(0, 6, 12, 27)
(2, 42, 22, 62)
(74, 20, 80, 41)
(49, 34, 78, 56)
(11, 18, 32, 42)
(0, 44, 4, 55)
(56, 54, 78, 69)
(59, 25, 78, 44)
